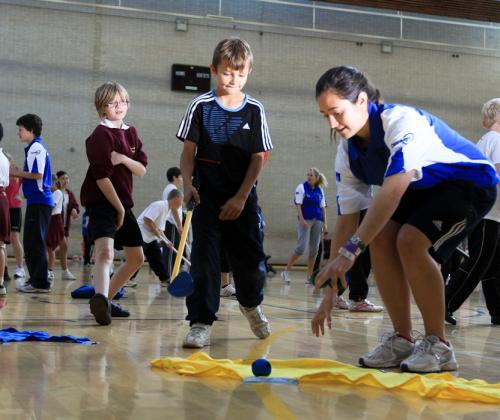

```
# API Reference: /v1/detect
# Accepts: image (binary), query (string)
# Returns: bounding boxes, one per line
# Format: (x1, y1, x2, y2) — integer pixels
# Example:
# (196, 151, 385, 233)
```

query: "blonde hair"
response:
(482, 98, 500, 129)
(212, 38, 253, 71)
(94, 82, 130, 118)
(309, 167, 328, 188)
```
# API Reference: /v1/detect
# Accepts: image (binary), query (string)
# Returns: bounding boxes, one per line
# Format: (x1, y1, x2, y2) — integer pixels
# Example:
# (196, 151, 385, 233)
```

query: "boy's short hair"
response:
(56, 170, 67, 178)
(212, 38, 253, 71)
(0, 122, 3, 142)
(482, 98, 500, 129)
(167, 189, 183, 201)
(94, 82, 130, 118)
(16, 114, 43, 137)
(166, 167, 181, 182)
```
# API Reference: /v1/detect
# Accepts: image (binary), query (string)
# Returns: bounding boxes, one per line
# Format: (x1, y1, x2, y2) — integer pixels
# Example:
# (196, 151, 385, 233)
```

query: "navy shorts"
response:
(391, 181, 496, 264)
(87, 204, 143, 250)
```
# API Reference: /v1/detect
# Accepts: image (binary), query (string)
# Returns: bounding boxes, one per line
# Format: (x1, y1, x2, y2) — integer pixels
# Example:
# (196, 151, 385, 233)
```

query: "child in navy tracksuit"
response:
(178, 38, 273, 348)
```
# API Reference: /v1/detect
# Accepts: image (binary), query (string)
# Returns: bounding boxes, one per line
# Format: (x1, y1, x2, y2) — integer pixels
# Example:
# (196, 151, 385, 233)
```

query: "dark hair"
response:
(166, 167, 181, 182)
(315, 66, 381, 105)
(56, 170, 67, 178)
(0, 122, 3, 142)
(167, 189, 183, 201)
(16, 114, 43, 137)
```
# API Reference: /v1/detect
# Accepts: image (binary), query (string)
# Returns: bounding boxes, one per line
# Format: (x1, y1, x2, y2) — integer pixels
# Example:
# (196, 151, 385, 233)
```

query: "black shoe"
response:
(4, 267, 10, 282)
(445, 311, 457, 325)
(110, 302, 130, 318)
(89, 293, 112, 325)
(492, 316, 500, 325)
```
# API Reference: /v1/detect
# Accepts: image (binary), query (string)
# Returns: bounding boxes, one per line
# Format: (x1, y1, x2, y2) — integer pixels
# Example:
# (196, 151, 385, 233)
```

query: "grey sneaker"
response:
(183, 323, 211, 348)
(239, 304, 271, 339)
(17, 283, 51, 294)
(400, 335, 458, 373)
(281, 270, 291, 284)
(359, 332, 414, 368)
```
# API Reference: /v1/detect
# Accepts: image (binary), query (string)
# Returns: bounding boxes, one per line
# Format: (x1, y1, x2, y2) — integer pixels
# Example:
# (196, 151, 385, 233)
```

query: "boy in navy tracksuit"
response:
(11, 114, 54, 293)
(178, 38, 273, 348)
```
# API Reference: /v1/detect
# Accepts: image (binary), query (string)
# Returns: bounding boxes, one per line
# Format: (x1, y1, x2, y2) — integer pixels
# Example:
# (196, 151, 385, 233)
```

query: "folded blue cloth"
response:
(71, 285, 124, 300)
(0, 328, 96, 345)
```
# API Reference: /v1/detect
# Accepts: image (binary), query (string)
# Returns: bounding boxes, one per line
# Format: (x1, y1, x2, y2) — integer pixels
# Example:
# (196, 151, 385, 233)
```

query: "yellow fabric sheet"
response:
(151, 352, 500, 404)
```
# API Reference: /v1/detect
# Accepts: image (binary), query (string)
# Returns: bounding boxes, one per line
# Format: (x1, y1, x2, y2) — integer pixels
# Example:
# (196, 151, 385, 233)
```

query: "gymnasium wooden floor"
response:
(0, 264, 499, 419)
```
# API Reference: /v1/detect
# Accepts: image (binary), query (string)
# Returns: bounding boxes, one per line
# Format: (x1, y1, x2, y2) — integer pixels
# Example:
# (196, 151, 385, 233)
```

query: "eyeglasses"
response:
(106, 100, 129, 108)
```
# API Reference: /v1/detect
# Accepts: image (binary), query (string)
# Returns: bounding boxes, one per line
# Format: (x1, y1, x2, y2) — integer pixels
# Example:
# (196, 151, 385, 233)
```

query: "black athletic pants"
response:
(186, 188, 266, 325)
(446, 219, 500, 317)
(24, 204, 52, 289)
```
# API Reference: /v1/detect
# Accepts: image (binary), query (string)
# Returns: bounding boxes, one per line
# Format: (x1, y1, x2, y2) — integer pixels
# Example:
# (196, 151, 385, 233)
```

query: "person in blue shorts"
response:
(311, 66, 497, 373)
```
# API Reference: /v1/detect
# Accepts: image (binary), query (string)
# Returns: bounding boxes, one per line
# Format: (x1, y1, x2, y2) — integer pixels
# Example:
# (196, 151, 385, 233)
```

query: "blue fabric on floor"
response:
(70, 285, 125, 300)
(0, 328, 96, 345)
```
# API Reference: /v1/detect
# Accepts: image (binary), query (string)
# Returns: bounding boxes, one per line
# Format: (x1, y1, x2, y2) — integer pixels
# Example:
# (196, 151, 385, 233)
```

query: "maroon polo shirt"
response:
(80, 124, 148, 208)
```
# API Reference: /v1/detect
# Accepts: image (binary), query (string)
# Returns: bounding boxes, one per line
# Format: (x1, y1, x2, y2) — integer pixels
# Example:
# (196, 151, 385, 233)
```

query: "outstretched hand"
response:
(311, 255, 353, 337)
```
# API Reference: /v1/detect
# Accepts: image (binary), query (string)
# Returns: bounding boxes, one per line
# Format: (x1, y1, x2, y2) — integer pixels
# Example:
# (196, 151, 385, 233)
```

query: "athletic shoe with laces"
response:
(125, 279, 138, 288)
(220, 283, 236, 297)
(400, 335, 458, 373)
(359, 332, 414, 368)
(110, 302, 130, 318)
(14, 266, 26, 279)
(349, 299, 384, 312)
(335, 295, 350, 310)
(239, 304, 271, 339)
(281, 270, 291, 284)
(0, 284, 6, 296)
(16, 283, 51, 294)
(89, 293, 112, 326)
(182, 323, 211, 348)
(62, 269, 76, 280)
(47, 270, 55, 280)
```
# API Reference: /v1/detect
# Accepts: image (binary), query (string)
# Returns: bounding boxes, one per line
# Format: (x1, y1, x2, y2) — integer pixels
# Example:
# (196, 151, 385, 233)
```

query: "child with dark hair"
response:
(10, 114, 54, 293)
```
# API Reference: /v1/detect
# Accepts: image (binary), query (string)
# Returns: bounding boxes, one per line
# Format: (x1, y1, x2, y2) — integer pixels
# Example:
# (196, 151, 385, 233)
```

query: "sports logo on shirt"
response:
(391, 133, 414, 148)
(30, 150, 41, 155)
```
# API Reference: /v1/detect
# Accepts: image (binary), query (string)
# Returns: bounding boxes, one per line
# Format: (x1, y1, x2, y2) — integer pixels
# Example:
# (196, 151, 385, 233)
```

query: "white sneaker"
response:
(335, 295, 350, 310)
(62, 269, 76, 280)
(349, 299, 384, 312)
(400, 335, 458, 373)
(359, 332, 414, 368)
(17, 283, 51, 294)
(125, 279, 138, 288)
(220, 283, 236, 297)
(182, 323, 211, 348)
(48, 270, 55, 280)
(281, 270, 291, 284)
(14, 266, 26, 279)
(239, 304, 271, 339)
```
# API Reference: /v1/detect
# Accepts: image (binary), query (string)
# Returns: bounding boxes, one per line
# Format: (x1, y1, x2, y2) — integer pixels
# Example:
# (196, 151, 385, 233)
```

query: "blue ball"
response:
(252, 358, 272, 377)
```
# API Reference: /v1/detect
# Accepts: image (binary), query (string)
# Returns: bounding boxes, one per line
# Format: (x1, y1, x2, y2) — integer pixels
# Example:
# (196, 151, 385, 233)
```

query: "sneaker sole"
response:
(400, 361, 458, 373)
(359, 357, 403, 369)
(90, 297, 112, 326)
(182, 340, 209, 349)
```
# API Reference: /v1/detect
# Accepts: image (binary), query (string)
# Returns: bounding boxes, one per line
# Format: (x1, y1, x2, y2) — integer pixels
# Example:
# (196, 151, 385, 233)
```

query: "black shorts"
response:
(9, 208, 22, 232)
(391, 181, 496, 264)
(87, 204, 143, 250)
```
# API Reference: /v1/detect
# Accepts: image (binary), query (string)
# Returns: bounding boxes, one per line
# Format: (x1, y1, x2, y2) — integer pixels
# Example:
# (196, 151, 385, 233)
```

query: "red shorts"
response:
(0, 190, 10, 244)
(46, 213, 64, 250)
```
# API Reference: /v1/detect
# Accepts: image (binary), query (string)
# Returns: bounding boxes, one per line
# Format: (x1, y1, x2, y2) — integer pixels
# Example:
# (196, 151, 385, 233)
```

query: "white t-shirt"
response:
(0, 149, 9, 188)
(51, 189, 63, 215)
(137, 200, 171, 243)
(162, 183, 182, 228)
(476, 130, 500, 222)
